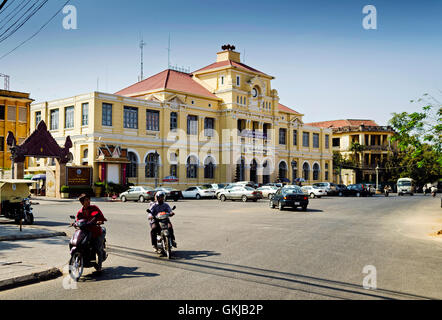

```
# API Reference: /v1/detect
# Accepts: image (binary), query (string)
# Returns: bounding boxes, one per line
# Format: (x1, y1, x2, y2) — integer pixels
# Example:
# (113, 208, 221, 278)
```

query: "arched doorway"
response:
(235, 157, 245, 182)
(262, 160, 271, 185)
(303, 162, 310, 181)
(250, 159, 258, 184)
(313, 163, 320, 181)
(278, 161, 287, 181)
(204, 156, 215, 179)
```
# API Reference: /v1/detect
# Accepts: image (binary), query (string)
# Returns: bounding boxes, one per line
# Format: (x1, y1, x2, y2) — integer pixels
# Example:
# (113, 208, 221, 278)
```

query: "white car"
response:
(181, 186, 216, 199)
(301, 186, 326, 198)
(257, 186, 279, 199)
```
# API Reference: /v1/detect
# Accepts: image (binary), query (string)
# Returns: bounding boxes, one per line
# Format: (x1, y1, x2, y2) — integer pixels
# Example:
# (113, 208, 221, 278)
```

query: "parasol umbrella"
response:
(32, 174, 46, 181)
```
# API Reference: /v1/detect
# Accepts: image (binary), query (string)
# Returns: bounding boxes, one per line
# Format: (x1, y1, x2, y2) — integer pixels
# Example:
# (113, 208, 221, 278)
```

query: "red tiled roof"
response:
(115, 69, 219, 99)
(305, 119, 379, 128)
(193, 60, 271, 77)
(278, 103, 301, 115)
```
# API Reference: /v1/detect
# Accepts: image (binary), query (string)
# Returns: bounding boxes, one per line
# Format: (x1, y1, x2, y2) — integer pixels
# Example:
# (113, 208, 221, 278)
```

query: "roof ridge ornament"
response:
(221, 44, 236, 51)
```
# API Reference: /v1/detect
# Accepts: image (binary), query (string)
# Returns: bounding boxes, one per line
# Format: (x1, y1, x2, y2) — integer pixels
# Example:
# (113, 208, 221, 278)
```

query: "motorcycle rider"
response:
(148, 191, 177, 252)
(76, 194, 107, 271)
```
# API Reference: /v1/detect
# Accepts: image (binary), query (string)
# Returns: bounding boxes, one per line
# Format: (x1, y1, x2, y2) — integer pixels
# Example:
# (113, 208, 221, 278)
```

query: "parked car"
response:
(345, 184, 371, 197)
(301, 185, 326, 198)
(265, 183, 283, 188)
(203, 183, 226, 191)
(215, 183, 236, 199)
(119, 186, 155, 202)
(235, 181, 257, 188)
(366, 184, 376, 196)
(336, 184, 348, 197)
(257, 185, 279, 199)
(269, 186, 309, 211)
(182, 186, 216, 199)
(153, 187, 182, 201)
(218, 186, 263, 202)
(312, 182, 338, 195)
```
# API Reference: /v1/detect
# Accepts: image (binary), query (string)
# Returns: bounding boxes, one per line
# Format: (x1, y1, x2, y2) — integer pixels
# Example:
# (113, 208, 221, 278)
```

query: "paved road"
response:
(1, 194, 441, 300)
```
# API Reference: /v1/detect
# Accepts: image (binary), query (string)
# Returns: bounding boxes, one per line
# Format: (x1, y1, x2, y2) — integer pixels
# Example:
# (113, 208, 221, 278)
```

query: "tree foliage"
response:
(387, 92, 442, 185)
(389, 93, 442, 167)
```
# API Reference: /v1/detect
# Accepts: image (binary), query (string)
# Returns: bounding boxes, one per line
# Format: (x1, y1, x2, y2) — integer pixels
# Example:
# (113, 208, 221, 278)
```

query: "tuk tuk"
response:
(0, 179, 34, 224)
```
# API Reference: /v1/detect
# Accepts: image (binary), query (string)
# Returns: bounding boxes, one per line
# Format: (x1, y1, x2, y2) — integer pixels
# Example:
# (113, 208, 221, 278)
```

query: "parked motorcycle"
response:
(68, 215, 107, 281)
(147, 206, 176, 259)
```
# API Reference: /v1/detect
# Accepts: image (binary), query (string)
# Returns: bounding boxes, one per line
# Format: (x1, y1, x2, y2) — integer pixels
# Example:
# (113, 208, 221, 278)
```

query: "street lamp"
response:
(375, 165, 379, 192)
(291, 160, 296, 185)
(154, 151, 159, 188)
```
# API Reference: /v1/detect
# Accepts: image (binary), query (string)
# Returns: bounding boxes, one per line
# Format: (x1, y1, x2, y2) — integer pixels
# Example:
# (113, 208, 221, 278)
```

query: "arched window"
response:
(278, 161, 287, 180)
(204, 156, 215, 179)
(187, 155, 198, 179)
(303, 162, 310, 181)
(127, 152, 138, 178)
(145, 152, 159, 178)
(313, 163, 320, 181)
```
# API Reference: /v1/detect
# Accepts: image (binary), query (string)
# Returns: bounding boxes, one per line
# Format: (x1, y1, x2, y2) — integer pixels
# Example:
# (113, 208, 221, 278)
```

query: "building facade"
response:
(306, 119, 396, 185)
(29, 47, 333, 189)
(0, 90, 33, 172)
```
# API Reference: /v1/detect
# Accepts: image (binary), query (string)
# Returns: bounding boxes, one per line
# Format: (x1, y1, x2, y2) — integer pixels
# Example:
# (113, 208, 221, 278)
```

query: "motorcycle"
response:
(68, 215, 107, 281)
(147, 206, 176, 259)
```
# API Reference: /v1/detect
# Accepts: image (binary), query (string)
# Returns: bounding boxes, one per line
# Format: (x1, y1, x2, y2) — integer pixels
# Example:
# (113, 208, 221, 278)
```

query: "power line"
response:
(0, 0, 9, 11)
(0, 0, 49, 44)
(0, 0, 31, 31)
(0, 0, 71, 61)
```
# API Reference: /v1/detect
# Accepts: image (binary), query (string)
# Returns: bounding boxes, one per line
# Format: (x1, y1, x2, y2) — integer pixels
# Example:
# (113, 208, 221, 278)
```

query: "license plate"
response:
(295, 202, 300, 205)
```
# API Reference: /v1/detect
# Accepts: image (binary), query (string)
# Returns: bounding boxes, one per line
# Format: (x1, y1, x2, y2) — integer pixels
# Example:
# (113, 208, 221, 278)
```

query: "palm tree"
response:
(349, 142, 366, 167)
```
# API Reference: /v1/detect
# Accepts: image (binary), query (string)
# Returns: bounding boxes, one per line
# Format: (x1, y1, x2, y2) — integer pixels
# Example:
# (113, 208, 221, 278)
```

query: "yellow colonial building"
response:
(29, 46, 333, 189)
(0, 90, 33, 171)
(306, 119, 396, 185)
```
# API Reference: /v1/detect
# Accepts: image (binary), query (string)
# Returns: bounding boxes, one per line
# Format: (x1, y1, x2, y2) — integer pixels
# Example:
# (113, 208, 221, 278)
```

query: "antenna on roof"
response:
(167, 33, 171, 69)
(139, 35, 147, 81)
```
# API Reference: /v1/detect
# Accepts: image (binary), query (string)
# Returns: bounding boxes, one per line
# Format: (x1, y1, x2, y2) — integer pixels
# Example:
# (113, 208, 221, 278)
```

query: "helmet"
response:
(156, 191, 166, 199)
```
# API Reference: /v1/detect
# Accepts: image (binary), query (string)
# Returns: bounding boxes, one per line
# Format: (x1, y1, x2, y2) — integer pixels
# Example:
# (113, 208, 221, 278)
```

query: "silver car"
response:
(218, 186, 263, 202)
(120, 186, 155, 202)
(257, 186, 279, 199)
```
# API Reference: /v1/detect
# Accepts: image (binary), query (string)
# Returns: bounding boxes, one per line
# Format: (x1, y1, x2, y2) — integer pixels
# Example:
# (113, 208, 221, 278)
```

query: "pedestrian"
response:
(423, 185, 427, 195)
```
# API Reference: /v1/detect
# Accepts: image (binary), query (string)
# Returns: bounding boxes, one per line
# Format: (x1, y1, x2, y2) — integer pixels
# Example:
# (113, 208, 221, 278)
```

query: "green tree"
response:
(389, 93, 442, 167)
(388, 92, 442, 185)
(348, 142, 366, 166)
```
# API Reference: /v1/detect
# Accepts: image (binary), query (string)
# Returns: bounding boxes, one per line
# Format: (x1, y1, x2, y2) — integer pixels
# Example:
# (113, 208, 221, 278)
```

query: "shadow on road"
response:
(106, 244, 437, 300)
(80, 266, 159, 283)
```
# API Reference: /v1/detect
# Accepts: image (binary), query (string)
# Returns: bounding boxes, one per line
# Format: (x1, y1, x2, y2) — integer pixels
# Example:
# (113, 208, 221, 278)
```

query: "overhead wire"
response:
(0, 0, 71, 61)
(0, 0, 49, 43)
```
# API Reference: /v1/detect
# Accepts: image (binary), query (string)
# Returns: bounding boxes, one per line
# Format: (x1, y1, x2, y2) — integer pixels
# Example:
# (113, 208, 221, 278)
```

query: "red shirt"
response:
(76, 205, 107, 238)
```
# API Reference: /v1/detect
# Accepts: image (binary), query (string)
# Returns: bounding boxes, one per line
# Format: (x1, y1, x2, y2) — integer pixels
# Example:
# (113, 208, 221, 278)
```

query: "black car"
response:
(269, 187, 309, 211)
(336, 184, 348, 197)
(344, 184, 371, 197)
(153, 187, 183, 201)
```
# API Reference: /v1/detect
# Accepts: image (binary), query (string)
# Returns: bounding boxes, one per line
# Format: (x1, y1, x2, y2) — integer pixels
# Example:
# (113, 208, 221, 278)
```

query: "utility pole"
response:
(140, 37, 146, 81)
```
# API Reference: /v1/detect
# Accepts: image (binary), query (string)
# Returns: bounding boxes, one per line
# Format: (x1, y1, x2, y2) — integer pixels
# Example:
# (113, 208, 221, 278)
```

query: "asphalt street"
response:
(1, 194, 441, 300)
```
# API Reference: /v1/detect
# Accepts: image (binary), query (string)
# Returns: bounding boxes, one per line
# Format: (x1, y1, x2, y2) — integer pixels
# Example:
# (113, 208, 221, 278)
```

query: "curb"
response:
(0, 231, 66, 242)
(0, 267, 63, 291)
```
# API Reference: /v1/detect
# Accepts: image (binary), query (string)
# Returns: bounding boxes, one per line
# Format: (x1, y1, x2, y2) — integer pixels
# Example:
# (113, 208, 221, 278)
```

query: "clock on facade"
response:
(252, 88, 258, 98)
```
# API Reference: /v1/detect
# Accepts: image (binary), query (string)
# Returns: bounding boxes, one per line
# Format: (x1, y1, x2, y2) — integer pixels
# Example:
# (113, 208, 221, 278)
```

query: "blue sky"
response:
(1, 0, 441, 124)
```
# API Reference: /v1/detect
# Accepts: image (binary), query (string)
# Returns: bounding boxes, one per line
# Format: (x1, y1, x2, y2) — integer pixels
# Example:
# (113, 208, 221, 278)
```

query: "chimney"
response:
(217, 44, 241, 63)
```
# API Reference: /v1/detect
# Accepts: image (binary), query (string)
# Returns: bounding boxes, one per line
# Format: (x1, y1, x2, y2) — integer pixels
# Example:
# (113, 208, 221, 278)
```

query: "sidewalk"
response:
(31, 196, 121, 203)
(0, 220, 68, 291)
